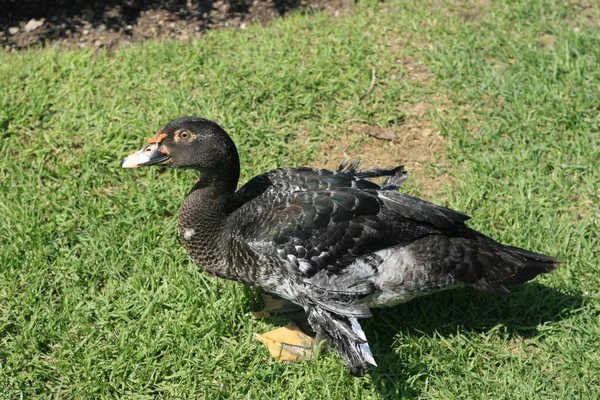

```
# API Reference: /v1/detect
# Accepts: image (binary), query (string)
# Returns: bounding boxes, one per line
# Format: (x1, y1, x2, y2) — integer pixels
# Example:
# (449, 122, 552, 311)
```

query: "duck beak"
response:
(121, 143, 170, 168)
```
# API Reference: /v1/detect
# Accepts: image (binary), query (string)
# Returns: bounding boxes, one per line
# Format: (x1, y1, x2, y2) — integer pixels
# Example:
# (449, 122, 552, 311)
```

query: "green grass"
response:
(1, 0, 599, 398)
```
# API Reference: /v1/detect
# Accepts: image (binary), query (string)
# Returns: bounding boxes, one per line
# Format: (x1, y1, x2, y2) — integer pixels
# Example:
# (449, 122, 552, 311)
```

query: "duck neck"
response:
(177, 168, 239, 278)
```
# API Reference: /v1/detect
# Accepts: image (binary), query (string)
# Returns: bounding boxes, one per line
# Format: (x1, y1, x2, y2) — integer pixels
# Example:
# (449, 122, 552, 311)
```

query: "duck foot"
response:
(255, 323, 316, 362)
(251, 295, 321, 362)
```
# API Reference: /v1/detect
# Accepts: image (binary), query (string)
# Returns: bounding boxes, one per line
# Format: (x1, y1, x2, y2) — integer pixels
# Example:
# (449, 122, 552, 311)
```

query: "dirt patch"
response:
(568, 0, 600, 31)
(538, 34, 556, 50)
(1, 0, 352, 50)
(305, 100, 452, 200)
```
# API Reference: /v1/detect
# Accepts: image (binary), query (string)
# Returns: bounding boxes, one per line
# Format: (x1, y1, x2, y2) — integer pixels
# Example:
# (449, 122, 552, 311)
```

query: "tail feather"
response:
(416, 234, 561, 293)
(500, 245, 561, 285)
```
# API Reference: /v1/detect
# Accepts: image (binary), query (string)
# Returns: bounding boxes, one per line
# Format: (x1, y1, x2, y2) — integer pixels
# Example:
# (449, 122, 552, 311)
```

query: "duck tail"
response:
(499, 245, 562, 285)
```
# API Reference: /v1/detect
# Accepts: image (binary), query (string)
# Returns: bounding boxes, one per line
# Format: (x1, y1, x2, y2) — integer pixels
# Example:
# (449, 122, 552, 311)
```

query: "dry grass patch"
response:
(302, 101, 452, 200)
(568, 0, 600, 30)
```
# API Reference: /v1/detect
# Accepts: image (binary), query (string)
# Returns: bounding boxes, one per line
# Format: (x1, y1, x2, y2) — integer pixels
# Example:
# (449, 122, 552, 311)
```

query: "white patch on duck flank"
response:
(349, 318, 377, 366)
(357, 246, 414, 307)
(183, 228, 195, 240)
(360, 245, 459, 308)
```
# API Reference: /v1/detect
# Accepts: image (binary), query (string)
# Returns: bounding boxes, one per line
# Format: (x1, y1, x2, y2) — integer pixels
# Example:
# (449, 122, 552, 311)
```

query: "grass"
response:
(1, 0, 599, 398)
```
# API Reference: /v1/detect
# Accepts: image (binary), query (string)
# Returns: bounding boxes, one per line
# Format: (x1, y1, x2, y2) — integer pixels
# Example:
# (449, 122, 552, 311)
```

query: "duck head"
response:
(122, 116, 240, 170)
(122, 116, 241, 193)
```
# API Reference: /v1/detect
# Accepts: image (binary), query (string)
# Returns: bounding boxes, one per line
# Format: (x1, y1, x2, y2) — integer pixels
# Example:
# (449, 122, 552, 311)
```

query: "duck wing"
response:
(232, 162, 408, 210)
(231, 186, 469, 278)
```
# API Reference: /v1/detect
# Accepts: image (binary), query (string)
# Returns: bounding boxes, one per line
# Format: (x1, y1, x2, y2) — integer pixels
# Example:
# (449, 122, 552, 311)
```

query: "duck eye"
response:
(180, 131, 191, 140)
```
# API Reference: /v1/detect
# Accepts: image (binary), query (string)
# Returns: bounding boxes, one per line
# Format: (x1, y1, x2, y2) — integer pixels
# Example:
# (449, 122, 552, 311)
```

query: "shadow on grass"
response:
(248, 282, 582, 397)
(365, 282, 583, 398)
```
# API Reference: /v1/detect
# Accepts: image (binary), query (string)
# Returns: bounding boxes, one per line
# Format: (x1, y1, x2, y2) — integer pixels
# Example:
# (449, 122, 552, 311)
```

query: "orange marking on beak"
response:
(159, 145, 169, 155)
(148, 133, 167, 144)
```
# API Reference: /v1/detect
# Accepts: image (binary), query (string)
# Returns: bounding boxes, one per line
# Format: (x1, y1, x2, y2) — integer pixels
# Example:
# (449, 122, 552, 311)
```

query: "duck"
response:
(122, 116, 561, 376)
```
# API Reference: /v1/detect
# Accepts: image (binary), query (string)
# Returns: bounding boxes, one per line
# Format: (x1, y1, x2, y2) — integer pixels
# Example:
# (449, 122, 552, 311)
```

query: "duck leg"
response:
(247, 293, 304, 319)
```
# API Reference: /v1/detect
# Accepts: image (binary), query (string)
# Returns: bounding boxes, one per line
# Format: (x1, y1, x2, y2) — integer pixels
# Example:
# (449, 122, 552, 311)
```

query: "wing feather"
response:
(228, 165, 470, 279)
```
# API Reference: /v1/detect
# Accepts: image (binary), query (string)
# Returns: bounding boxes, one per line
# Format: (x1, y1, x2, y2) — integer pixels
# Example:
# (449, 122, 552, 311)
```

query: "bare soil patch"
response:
(305, 100, 453, 200)
(1, 0, 352, 50)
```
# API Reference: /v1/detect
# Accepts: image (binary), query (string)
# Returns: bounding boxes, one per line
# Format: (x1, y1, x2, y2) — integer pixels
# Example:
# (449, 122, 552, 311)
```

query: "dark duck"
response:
(122, 116, 560, 376)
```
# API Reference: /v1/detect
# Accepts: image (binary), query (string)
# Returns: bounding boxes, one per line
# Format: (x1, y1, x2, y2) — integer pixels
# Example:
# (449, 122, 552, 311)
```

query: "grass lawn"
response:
(1, 0, 599, 398)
